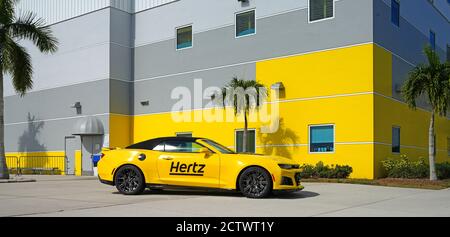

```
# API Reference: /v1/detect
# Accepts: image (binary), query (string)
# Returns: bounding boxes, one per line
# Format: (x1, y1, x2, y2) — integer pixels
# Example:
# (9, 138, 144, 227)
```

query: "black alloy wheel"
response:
(239, 167, 272, 198)
(115, 165, 145, 195)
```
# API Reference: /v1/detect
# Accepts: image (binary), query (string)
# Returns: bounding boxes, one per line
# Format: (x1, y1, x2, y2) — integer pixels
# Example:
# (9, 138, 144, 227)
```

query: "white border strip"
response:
(5, 113, 110, 126)
(133, 91, 449, 120)
(7, 90, 448, 124)
(256, 142, 446, 152)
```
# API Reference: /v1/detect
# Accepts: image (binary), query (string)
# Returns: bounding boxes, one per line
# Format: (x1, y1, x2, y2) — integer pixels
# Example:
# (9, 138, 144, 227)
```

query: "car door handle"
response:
(160, 156, 174, 160)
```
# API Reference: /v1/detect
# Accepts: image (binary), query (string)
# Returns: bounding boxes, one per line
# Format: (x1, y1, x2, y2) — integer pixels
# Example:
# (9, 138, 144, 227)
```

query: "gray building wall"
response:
(16, 0, 178, 25)
(5, 0, 449, 153)
(133, 0, 374, 115)
(110, 8, 134, 115)
(373, 0, 450, 107)
(4, 8, 115, 152)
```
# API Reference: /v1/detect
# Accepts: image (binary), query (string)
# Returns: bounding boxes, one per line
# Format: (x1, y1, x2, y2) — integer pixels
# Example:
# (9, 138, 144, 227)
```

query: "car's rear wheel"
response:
(115, 165, 145, 195)
(239, 167, 272, 199)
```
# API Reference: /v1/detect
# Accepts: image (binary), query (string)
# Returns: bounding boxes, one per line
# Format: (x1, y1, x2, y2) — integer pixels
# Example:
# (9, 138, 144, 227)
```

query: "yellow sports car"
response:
(98, 137, 304, 198)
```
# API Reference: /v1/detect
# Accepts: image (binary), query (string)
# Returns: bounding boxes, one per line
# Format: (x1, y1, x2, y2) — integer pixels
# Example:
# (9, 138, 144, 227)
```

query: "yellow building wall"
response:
(7, 44, 447, 180)
(5, 151, 66, 175)
(108, 43, 449, 180)
(75, 150, 82, 176)
(373, 45, 450, 178)
(256, 44, 375, 99)
(110, 114, 133, 148)
(5, 150, 87, 176)
(133, 44, 377, 179)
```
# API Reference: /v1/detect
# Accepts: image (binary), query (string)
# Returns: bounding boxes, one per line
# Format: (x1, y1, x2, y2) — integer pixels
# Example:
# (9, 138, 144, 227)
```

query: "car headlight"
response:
(278, 164, 300, 170)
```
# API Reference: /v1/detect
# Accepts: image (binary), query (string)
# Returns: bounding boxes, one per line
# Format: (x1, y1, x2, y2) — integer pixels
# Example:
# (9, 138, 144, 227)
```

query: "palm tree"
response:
(402, 45, 450, 181)
(0, 0, 58, 179)
(215, 77, 267, 153)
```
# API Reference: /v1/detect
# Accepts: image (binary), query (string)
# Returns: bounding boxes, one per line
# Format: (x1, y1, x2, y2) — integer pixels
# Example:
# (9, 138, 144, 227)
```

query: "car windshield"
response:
(201, 139, 235, 154)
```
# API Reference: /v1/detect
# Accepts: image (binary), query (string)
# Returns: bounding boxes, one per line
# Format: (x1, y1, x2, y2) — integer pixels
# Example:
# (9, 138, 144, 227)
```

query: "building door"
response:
(81, 135, 103, 176)
(65, 136, 79, 175)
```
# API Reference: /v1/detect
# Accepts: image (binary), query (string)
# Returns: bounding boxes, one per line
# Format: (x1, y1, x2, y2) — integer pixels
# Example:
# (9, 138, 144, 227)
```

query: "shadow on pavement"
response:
(270, 191, 319, 199)
(113, 189, 319, 200)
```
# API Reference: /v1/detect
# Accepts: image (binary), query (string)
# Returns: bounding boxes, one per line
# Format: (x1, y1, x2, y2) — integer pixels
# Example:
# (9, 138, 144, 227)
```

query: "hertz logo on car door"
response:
(170, 162, 206, 176)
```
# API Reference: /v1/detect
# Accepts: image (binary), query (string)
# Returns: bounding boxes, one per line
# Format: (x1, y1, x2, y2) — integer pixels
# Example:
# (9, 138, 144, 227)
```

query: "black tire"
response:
(114, 165, 146, 195)
(238, 167, 272, 199)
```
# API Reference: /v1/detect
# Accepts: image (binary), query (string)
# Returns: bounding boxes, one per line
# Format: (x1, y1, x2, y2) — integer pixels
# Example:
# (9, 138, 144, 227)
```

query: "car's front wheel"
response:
(239, 167, 272, 199)
(115, 165, 145, 195)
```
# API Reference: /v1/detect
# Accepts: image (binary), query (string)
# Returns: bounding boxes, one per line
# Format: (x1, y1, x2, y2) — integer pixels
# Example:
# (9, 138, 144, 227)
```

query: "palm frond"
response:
(0, 0, 17, 25)
(2, 36, 33, 96)
(424, 45, 440, 69)
(216, 77, 268, 115)
(402, 46, 450, 116)
(402, 65, 428, 109)
(6, 11, 58, 53)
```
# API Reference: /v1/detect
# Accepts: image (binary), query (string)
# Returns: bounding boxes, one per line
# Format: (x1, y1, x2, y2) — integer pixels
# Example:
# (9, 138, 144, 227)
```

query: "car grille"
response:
(295, 173, 302, 186)
(281, 177, 294, 186)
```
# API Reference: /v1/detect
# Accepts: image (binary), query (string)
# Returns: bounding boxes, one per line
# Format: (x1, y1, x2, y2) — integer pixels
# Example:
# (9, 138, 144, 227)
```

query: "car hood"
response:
(223, 153, 298, 165)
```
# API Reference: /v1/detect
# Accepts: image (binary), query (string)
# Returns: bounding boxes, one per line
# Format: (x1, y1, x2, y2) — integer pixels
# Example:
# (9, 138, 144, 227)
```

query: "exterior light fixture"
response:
(71, 102, 81, 109)
(271, 82, 286, 99)
(271, 82, 285, 91)
(71, 102, 82, 115)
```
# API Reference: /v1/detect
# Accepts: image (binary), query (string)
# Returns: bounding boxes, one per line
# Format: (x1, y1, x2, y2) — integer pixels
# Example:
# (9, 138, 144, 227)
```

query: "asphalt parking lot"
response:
(0, 175, 449, 217)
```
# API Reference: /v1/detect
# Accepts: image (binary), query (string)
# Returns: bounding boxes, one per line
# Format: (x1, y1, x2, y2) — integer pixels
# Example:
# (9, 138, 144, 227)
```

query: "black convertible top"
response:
(126, 137, 204, 150)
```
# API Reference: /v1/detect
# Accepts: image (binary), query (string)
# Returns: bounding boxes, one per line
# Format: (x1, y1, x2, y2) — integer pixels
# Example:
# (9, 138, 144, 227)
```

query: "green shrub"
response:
(332, 165, 354, 179)
(298, 164, 315, 179)
(299, 162, 353, 179)
(436, 162, 450, 180)
(382, 156, 428, 179)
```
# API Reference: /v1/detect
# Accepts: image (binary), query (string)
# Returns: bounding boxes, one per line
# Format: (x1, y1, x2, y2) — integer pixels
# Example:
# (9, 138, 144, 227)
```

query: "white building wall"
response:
(15, 0, 177, 25)
(134, 0, 317, 47)
(134, 0, 178, 12)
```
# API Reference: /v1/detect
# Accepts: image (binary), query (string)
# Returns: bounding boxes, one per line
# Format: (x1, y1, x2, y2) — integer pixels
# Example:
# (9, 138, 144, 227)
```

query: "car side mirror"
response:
(199, 147, 213, 157)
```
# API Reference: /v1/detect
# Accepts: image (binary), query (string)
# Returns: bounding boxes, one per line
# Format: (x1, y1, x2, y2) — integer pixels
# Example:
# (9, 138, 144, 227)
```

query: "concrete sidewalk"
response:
(0, 175, 449, 217)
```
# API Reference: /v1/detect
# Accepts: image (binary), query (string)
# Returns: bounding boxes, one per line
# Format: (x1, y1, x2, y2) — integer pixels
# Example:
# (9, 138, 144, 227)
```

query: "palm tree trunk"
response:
(429, 112, 437, 181)
(243, 112, 248, 153)
(0, 62, 10, 180)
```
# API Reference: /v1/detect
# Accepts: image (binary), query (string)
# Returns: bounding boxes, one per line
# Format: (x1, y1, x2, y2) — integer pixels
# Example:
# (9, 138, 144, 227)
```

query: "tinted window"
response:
(310, 125, 334, 153)
(392, 127, 401, 153)
(177, 26, 192, 50)
(236, 10, 255, 37)
(153, 143, 165, 151)
(430, 31, 436, 50)
(163, 140, 204, 153)
(309, 0, 334, 22)
(447, 137, 450, 156)
(235, 130, 256, 153)
(391, 0, 400, 27)
(176, 133, 193, 137)
(202, 139, 235, 154)
(447, 44, 450, 62)
(127, 139, 163, 150)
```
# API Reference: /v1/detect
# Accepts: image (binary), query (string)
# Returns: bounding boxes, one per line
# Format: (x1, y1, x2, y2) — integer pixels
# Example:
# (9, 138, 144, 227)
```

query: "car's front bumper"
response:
(273, 169, 304, 191)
